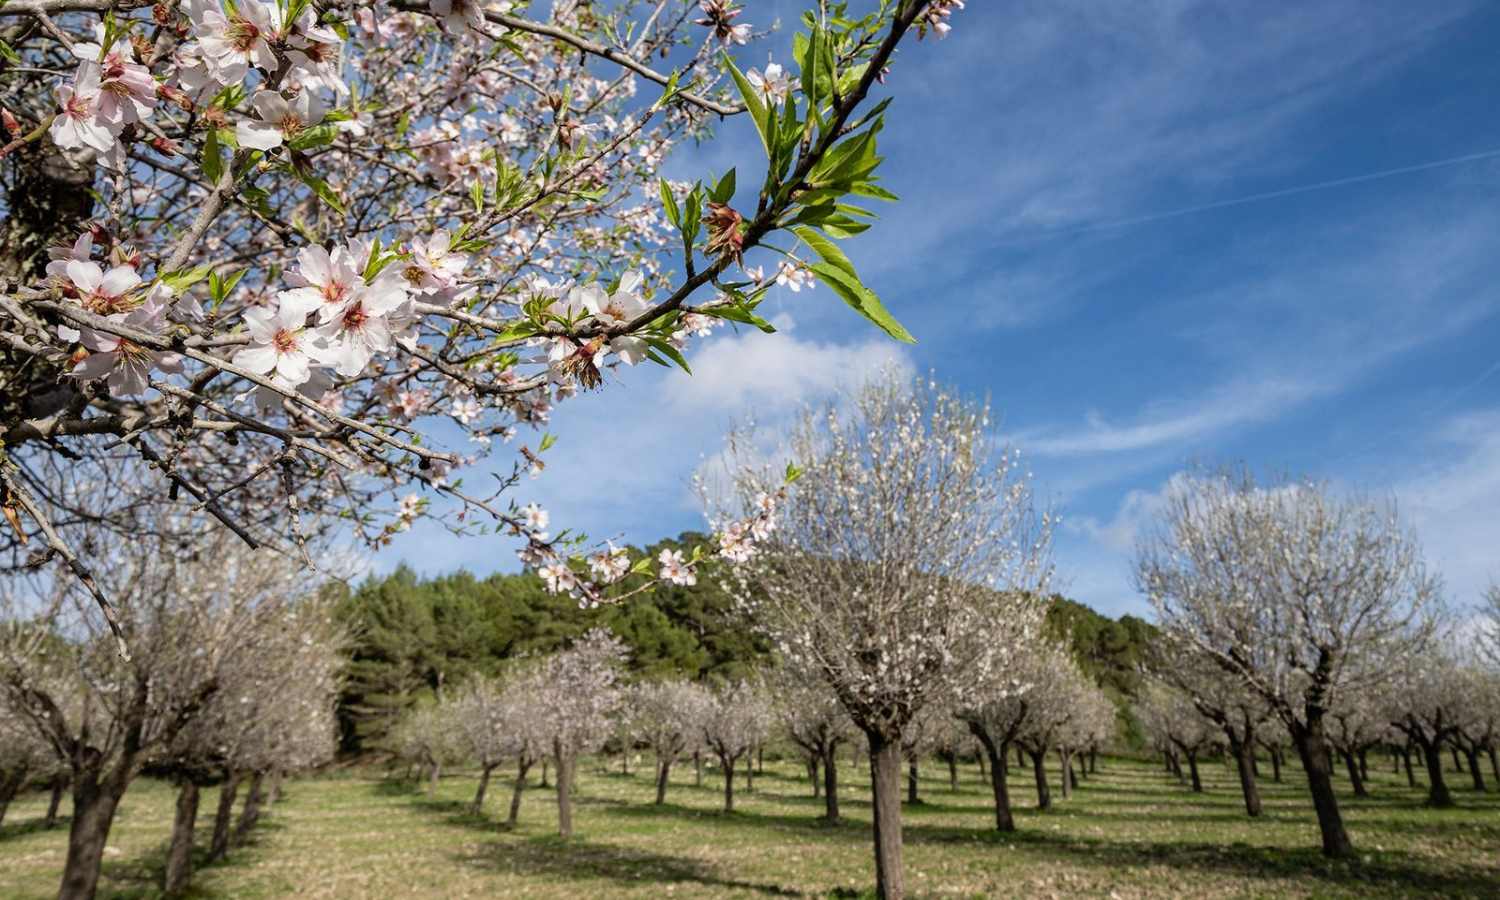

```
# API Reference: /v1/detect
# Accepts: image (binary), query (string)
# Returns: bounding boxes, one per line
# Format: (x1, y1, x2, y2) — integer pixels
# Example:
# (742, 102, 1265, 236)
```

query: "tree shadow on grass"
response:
(902, 823, 1500, 898)
(0, 815, 69, 843)
(451, 833, 805, 897)
(96, 817, 287, 900)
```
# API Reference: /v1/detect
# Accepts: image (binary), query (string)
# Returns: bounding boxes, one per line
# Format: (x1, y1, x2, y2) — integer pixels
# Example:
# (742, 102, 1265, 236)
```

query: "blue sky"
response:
(380, 1, 1500, 618)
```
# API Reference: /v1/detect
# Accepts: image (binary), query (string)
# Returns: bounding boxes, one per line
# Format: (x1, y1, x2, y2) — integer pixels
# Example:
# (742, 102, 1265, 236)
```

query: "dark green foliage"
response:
(333, 533, 772, 754)
(1044, 595, 1160, 749)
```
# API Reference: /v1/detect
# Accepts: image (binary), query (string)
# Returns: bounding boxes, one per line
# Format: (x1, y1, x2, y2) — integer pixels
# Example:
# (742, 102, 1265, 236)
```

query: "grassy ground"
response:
(1, 752, 1497, 898)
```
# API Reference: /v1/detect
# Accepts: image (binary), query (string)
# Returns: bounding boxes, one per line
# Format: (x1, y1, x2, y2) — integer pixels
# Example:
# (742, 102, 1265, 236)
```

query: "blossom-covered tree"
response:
(622, 678, 710, 805)
(716, 371, 1051, 899)
(1148, 642, 1269, 816)
(1138, 470, 1441, 857)
(0, 0, 961, 652)
(1136, 683, 1218, 794)
(699, 677, 770, 813)
(776, 673, 854, 821)
(536, 627, 627, 836)
(1386, 648, 1468, 808)
(0, 517, 328, 900)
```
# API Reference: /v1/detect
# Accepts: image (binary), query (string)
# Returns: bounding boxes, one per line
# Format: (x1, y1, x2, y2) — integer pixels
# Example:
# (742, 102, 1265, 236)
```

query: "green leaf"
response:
(723, 52, 771, 159)
(494, 320, 540, 343)
(644, 336, 693, 375)
(286, 123, 339, 151)
(158, 264, 214, 294)
(659, 178, 681, 228)
(539, 433, 557, 452)
(711, 168, 737, 205)
(470, 179, 485, 213)
(784, 461, 804, 484)
(201, 127, 223, 183)
(702, 303, 776, 334)
(793, 226, 855, 279)
(808, 262, 914, 343)
(297, 170, 346, 214)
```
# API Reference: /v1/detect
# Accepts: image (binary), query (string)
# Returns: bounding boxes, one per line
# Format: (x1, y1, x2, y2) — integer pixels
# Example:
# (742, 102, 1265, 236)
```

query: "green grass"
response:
(1, 753, 1497, 898)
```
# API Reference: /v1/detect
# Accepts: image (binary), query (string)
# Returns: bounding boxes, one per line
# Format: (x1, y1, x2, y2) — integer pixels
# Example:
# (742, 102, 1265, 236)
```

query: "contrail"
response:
(1052, 147, 1500, 237)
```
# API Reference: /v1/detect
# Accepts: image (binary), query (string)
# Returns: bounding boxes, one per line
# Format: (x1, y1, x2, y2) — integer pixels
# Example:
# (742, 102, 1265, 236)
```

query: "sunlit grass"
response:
(2, 753, 1496, 898)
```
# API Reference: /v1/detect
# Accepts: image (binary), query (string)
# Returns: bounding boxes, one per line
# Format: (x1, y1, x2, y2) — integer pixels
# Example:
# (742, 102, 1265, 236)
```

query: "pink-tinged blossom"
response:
(520, 502, 549, 533)
(72, 305, 183, 397)
(919, 0, 965, 39)
(747, 63, 792, 100)
(71, 28, 156, 126)
(775, 261, 812, 292)
(61, 259, 140, 316)
(232, 302, 315, 387)
(188, 0, 280, 85)
(314, 276, 410, 377)
(236, 90, 327, 151)
(451, 396, 482, 425)
(718, 521, 755, 563)
(658, 548, 696, 586)
(432, 0, 512, 34)
(402, 230, 468, 295)
(588, 543, 630, 583)
(279, 244, 365, 324)
(696, 1, 750, 45)
(539, 562, 577, 594)
(50, 64, 118, 154)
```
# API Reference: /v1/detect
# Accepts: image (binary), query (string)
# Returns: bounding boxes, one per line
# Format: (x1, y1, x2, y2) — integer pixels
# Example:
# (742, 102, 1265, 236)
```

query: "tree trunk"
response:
(472, 764, 495, 813)
(976, 749, 987, 784)
(209, 773, 241, 862)
(1270, 746, 1283, 783)
(234, 772, 265, 846)
(0, 767, 25, 827)
(757, 746, 764, 774)
(1358, 747, 1369, 783)
(1464, 748, 1486, 792)
(971, 728, 1014, 832)
(1017, 745, 1026, 769)
(693, 752, 702, 787)
(1392, 749, 1400, 774)
(1341, 750, 1367, 798)
(866, 732, 906, 900)
(164, 781, 200, 895)
(1029, 749, 1051, 810)
(1232, 738, 1262, 817)
(809, 755, 820, 798)
(1403, 746, 1416, 787)
(1489, 746, 1499, 785)
(946, 754, 958, 791)
(1058, 748, 1072, 799)
(721, 756, 736, 812)
(554, 745, 574, 837)
(506, 758, 531, 828)
(266, 770, 282, 807)
(1291, 721, 1354, 858)
(906, 760, 919, 804)
(1420, 739, 1454, 808)
(621, 747, 630, 775)
(654, 758, 673, 805)
(1089, 749, 1098, 774)
(822, 744, 840, 822)
(57, 770, 125, 900)
(1451, 745, 1463, 773)
(1186, 750, 1202, 793)
(540, 758, 549, 789)
(745, 753, 754, 793)
(46, 775, 68, 828)
(1168, 748, 1183, 781)
(426, 760, 441, 796)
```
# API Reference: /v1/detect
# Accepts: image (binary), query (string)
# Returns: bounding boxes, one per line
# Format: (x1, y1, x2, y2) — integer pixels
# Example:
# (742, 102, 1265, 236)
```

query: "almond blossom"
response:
(657, 548, 696, 587)
(231, 303, 316, 387)
(278, 245, 366, 324)
(235, 90, 327, 152)
(49, 64, 117, 154)
(314, 276, 411, 377)
(72, 304, 184, 397)
(747, 63, 792, 100)
(776, 261, 813, 292)
(61, 259, 140, 316)
(187, 0, 280, 86)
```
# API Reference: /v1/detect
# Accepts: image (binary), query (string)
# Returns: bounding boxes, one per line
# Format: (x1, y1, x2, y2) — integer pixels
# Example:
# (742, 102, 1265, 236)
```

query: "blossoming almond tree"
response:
(713, 371, 1052, 900)
(1, 1, 964, 644)
(1137, 469, 1442, 858)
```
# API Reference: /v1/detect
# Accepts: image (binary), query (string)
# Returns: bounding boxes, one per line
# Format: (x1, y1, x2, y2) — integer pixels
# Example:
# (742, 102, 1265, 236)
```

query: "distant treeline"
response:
(330, 532, 1157, 754)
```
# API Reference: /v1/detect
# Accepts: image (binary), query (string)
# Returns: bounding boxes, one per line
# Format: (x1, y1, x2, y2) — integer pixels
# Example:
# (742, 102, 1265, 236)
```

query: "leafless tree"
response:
(1138, 469, 1441, 857)
(716, 371, 1051, 900)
